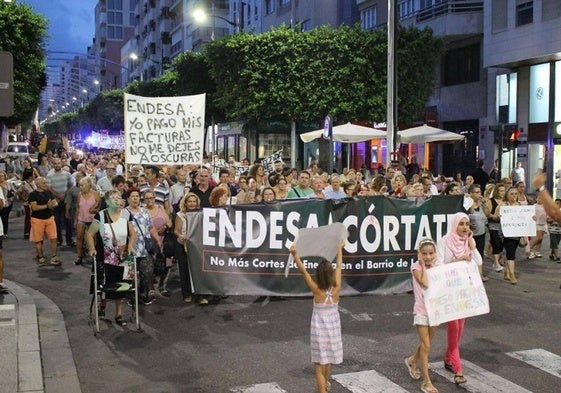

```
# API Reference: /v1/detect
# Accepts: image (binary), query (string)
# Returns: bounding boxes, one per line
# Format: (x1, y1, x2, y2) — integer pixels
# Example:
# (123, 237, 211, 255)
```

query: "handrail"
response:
(399, 1, 484, 23)
(416, 1, 484, 23)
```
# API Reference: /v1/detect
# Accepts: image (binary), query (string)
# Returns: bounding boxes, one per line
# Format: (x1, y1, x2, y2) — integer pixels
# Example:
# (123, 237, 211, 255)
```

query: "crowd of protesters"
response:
(0, 148, 555, 305)
(1, 146, 560, 392)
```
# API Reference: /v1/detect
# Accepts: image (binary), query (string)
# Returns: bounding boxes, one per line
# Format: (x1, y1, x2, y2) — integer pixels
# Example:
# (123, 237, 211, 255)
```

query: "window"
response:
(361, 6, 377, 30)
(280, 0, 291, 8)
(265, 0, 274, 14)
(265, 0, 275, 14)
(443, 43, 480, 86)
(108, 11, 123, 25)
(107, 0, 123, 10)
(398, 0, 415, 18)
(516, 1, 533, 26)
(420, 0, 434, 9)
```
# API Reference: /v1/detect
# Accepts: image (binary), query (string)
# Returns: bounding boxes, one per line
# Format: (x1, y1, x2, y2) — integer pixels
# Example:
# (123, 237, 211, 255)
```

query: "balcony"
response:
(400, 1, 484, 39)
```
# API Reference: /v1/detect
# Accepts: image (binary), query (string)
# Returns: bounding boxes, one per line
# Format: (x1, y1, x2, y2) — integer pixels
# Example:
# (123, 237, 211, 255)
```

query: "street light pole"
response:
(211, 0, 216, 41)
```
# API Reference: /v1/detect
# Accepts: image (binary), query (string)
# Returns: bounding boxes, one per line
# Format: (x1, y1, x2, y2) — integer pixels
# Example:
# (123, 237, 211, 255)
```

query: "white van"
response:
(1, 142, 30, 159)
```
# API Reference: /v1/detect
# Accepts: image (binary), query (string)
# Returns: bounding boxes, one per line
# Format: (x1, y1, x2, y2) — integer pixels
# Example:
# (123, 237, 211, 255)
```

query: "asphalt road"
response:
(4, 206, 561, 393)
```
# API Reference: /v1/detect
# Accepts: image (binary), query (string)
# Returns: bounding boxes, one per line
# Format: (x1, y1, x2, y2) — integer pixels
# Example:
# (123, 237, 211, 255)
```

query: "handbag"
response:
(163, 228, 176, 258)
(129, 209, 154, 254)
(154, 252, 166, 276)
(122, 255, 135, 281)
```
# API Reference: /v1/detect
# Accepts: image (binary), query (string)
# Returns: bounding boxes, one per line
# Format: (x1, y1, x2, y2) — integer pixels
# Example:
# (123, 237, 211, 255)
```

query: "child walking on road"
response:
(405, 238, 440, 393)
(290, 242, 344, 393)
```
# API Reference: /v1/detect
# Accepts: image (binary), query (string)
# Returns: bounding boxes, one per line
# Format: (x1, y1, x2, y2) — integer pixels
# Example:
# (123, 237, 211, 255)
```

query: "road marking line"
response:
(0, 304, 15, 311)
(507, 348, 561, 378)
(429, 360, 532, 393)
(333, 370, 408, 393)
(338, 306, 373, 321)
(0, 318, 15, 326)
(230, 382, 287, 393)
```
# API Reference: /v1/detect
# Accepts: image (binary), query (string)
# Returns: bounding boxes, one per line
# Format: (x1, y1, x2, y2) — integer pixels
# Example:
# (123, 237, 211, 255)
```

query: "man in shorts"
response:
(0, 185, 6, 292)
(29, 177, 60, 266)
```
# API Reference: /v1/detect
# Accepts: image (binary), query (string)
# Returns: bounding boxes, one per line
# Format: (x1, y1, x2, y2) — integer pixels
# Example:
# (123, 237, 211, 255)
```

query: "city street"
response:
(4, 204, 561, 393)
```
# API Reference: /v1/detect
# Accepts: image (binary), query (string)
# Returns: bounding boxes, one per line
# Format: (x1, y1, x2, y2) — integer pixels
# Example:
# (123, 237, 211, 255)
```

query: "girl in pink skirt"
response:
(290, 242, 344, 393)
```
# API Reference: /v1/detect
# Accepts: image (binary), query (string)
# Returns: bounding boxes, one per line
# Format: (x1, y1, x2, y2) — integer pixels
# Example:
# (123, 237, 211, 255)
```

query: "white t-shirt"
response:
(0, 187, 4, 235)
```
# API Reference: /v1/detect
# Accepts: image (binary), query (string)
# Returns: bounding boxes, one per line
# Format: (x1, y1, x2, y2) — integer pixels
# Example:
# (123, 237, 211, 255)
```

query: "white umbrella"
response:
(300, 122, 386, 143)
(398, 124, 465, 144)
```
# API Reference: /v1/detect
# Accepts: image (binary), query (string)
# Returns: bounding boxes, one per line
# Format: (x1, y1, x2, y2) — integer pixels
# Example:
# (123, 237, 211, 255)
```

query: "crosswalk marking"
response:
(230, 382, 287, 393)
(429, 360, 532, 393)
(332, 370, 408, 393)
(338, 306, 373, 321)
(507, 348, 561, 378)
(233, 348, 560, 393)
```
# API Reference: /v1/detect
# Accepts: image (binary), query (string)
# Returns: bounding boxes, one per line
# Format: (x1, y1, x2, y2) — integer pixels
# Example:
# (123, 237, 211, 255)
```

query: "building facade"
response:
(484, 0, 561, 190)
(93, 0, 136, 88)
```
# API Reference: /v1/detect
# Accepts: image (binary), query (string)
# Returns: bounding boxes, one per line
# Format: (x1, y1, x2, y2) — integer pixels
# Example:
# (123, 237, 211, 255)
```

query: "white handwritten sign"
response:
(124, 93, 206, 165)
(424, 261, 489, 326)
(500, 205, 536, 237)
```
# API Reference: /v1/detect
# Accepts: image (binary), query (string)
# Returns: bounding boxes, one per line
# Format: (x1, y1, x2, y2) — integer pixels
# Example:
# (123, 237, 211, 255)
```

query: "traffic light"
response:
(509, 128, 521, 149)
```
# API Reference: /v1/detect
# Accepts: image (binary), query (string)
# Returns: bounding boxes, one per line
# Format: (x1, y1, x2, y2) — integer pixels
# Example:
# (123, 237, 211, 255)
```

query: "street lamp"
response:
(192, 1, 240, 42)
(130, 52, 162, 81)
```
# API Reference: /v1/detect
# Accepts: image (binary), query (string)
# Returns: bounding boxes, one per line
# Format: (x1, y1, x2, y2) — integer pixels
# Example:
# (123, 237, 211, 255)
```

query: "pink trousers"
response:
(445, 318, 465, 373)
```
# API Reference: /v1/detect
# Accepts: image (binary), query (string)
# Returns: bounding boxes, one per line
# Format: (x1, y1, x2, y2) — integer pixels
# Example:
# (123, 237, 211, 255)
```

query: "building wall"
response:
(484, 0, 561, 68)
(261, 0, 343, 31)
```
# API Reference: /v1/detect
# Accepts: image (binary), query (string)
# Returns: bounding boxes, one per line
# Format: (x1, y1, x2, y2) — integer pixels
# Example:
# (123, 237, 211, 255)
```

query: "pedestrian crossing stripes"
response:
(507, 348, 561, 378)
(230, 382, 287, 393)
(429, 361, 532, 393)
(333, 370, 408, 393)
(231, 348, 561, 392)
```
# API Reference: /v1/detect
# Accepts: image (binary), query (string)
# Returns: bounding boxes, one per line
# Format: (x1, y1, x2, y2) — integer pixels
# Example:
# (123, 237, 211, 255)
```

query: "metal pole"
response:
(386, 0, 395, 168)
(547, 60, 555, 189)
(211, 1, 216, 41)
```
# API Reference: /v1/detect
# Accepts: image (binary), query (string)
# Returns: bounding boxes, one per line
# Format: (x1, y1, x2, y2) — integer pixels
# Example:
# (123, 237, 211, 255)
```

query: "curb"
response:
(6, 279, 81, 393)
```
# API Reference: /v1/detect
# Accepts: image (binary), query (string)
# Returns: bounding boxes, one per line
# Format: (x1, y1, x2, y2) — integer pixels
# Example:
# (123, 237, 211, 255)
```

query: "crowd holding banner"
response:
(185, 195, 464, 296)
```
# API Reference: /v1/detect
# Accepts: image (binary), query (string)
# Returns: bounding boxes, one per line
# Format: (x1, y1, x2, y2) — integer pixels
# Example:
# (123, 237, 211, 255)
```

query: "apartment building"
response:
(356, 0, 485, 177)
(484, 0, 561, 188)
(93, 0, 136, 88)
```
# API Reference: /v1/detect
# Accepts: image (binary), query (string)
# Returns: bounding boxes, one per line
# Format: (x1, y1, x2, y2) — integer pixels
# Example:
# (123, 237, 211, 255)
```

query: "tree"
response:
(0, 2, 48, 126)
(204, 25, 443, 125)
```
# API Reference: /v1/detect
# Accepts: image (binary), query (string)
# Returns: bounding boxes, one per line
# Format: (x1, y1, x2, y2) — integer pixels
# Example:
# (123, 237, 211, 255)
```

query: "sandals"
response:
(115, 315, 127, 326)
(420, 382, 439, 393)
(454, 374, 467, 385)
(405, 357, 421, 380)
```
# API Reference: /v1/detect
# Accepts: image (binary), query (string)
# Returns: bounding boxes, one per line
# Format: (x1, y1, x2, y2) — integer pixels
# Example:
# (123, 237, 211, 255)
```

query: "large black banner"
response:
(186, 196, 464, 296)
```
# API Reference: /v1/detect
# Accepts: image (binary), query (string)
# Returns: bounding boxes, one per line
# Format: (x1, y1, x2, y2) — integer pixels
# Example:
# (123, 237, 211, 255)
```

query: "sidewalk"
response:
(0, 278, 81, 392)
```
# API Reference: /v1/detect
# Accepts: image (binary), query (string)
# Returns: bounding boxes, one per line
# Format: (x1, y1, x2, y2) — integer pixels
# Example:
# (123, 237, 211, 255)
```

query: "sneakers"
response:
(199, 297, 209, 305)
(493, 265, 504, 272)
(183, 296, 193, 303)
(142, 295, 156, 305)
(535, 252, 543, 258)
(527, 252, 536, 260)
(50, 255, 62, 266)
(159, 289, 171, 297)
(38, 257, 48, 266)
